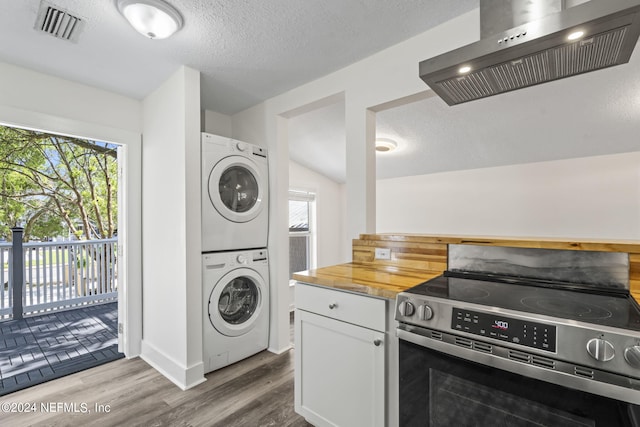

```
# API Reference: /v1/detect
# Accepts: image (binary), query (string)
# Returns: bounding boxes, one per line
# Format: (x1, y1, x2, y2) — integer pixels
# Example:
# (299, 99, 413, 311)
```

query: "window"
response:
(289, 190, 316, 279)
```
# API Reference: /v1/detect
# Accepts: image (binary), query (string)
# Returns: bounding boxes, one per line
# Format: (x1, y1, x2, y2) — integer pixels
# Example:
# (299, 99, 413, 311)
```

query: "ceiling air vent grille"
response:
(34, 1, 84, 42)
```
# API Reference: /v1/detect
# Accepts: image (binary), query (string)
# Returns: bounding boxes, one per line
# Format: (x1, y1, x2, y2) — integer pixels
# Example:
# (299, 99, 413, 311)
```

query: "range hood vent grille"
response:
(434, 26, 629, 105)
(420, 1, 640, 105)
(555, 27, 627, 76)
(490, 51, 551, 92)
(34, 1, 84, 42)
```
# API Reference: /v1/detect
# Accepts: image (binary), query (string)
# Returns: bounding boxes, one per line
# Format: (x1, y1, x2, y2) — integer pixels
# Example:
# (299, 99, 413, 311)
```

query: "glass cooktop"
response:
(406, 273, 640, 331)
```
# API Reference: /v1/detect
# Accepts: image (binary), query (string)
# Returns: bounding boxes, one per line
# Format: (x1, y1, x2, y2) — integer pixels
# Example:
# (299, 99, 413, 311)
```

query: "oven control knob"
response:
(586, 338, 615, 362)
(624, 346, 640, 368)
(418, 304, 434, 321)
(398, 301, 415, 317)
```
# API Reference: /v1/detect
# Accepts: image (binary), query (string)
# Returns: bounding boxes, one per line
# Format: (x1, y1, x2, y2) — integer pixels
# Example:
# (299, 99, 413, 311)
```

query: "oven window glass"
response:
(399, 339, 638, 427)
(429, 369, 594, 427)
(218, 166, 258, 213)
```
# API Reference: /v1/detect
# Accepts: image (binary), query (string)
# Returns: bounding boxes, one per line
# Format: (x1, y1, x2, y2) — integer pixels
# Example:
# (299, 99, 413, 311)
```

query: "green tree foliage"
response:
(0, 125, 118, 241)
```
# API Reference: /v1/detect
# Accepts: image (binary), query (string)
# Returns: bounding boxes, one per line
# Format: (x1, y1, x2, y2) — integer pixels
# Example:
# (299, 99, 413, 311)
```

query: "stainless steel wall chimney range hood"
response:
(420, 0, 640, 105)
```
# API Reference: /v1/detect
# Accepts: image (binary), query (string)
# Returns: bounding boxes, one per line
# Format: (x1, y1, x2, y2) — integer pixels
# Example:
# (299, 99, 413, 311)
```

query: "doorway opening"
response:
(0, 123, 124, 394)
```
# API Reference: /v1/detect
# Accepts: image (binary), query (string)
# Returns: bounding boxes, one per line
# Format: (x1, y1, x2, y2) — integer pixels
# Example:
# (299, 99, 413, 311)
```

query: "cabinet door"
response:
(295, 309, 385, 427)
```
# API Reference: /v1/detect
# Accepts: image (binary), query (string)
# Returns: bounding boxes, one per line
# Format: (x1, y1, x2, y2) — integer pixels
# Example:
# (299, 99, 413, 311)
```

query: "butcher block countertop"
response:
(292, 263, 440, 299)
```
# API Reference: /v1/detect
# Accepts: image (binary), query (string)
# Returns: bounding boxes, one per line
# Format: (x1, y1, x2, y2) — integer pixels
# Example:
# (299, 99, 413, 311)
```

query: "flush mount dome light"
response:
(116, 0, 183, 39)
(375, 138, 398, 153)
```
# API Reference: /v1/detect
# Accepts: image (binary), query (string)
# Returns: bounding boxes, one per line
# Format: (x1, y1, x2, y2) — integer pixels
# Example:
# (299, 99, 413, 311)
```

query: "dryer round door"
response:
(208, 156, 265, 223)
(208, 268, 265, 337)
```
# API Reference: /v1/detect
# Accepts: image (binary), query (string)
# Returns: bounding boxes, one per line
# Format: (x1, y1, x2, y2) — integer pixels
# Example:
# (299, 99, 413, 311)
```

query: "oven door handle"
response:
(397, 325, 441, 349)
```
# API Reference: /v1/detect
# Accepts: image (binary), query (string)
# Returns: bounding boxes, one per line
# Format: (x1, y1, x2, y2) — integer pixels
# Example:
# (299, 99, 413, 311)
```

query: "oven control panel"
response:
(452, 308, 557, 353)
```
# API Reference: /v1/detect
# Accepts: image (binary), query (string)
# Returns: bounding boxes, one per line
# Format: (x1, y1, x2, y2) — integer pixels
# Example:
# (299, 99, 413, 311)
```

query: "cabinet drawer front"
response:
(296, 282, 386, 331)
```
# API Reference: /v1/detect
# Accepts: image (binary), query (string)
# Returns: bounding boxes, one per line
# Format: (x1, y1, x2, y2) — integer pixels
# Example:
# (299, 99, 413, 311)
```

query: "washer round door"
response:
(208, 268, 265, 337)
(208, 156, 265, 223)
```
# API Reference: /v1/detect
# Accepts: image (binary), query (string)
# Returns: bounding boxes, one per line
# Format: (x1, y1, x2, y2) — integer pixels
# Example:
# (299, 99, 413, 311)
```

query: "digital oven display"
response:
(451, 308, 557, 353)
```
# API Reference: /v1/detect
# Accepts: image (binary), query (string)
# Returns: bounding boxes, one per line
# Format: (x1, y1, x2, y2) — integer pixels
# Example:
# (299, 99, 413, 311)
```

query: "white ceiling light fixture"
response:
(116, 0, 183, 39)
(375, 138, 398, 153)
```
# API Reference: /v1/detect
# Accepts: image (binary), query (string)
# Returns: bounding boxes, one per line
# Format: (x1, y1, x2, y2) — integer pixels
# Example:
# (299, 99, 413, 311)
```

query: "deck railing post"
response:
(10, 227, 24, 320)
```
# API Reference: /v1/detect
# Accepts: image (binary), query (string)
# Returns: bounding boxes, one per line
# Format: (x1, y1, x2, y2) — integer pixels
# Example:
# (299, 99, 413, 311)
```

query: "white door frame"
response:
(0, 107, 143, 357)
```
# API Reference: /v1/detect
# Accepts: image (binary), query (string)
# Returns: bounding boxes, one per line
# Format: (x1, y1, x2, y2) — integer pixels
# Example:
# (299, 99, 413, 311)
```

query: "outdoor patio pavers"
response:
(0, 302, 122, 395)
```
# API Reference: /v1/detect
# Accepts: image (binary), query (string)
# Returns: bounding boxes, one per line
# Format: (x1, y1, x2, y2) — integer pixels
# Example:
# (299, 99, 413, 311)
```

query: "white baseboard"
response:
(140, 340, 206, 390)
(268, 343, 292, 355)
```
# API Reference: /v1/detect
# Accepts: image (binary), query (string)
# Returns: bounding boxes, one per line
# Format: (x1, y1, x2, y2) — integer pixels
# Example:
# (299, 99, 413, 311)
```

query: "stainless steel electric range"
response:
(395, 244, 640, 427)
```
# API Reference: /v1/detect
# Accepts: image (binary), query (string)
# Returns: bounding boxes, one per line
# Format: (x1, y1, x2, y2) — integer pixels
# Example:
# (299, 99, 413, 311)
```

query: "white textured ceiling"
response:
(0, 0, 478, 115)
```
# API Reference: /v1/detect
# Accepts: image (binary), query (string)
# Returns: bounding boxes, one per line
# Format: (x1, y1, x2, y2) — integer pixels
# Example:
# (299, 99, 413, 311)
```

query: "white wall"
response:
(201, 109, 232, 137)
(0, 62, 141, 133)
(377, 152, 640, 240)
(289, 160, 347, 312)
(140, 66, 205, 390)
(232, 102, 268, 146)
(289, 160, 348, 268)
(0, 61, 143, 357)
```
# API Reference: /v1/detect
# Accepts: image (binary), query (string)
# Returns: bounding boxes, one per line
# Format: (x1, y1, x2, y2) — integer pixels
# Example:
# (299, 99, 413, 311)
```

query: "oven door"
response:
(398, 328, 640, 427)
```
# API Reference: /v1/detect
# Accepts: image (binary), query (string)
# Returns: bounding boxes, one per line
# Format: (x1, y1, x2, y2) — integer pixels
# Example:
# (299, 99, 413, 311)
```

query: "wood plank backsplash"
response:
(354, 234, 640, 303)
(630, 254, 640, 302)
(352, 236, 447, 274)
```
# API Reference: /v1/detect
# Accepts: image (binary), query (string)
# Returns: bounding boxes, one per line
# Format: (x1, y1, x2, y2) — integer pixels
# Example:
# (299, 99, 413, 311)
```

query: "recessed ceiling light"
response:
(375, 138, 398, 153)
(567, 30, 585, 41)
(116, 0, 183, 39)
(458, 65, 471, 74)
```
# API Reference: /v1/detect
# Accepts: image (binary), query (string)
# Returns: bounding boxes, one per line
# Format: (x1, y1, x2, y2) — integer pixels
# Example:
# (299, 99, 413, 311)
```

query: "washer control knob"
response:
(236, 141, 247, 151)
(236, 255, 247, 264)
(398, 301, 415, 317)
(418, 304, 434, 321)
(587, 338, 615, 362)
(624, 346, 640, 368)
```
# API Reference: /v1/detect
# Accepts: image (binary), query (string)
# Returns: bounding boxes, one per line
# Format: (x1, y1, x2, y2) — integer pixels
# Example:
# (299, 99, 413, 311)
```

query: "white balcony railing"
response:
(1, 236, 117, 320)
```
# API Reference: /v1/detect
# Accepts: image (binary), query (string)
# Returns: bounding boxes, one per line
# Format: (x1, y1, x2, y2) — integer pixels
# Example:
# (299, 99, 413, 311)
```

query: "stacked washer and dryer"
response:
(201, 132, 270, 373)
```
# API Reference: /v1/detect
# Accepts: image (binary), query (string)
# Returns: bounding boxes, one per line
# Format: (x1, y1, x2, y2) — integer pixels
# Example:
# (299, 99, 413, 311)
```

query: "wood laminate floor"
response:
(0, 348, 310, 426)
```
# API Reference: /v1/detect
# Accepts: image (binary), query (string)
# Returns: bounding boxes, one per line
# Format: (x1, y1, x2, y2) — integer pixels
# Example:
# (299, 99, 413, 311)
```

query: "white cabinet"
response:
(294, 282, 389, 427)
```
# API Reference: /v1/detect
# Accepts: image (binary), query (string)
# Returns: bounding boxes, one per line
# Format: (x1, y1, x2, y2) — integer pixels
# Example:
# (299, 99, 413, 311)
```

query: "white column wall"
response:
(140, 66, 205, 389)
(345, 101, 377, 242)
